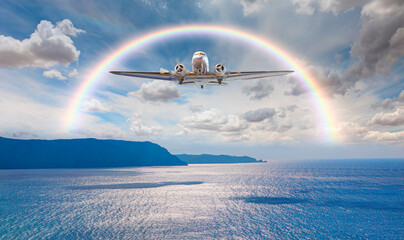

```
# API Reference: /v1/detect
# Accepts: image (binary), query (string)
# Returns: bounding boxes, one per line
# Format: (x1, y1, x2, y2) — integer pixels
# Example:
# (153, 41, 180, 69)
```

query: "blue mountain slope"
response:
(0, 137, 187, 169)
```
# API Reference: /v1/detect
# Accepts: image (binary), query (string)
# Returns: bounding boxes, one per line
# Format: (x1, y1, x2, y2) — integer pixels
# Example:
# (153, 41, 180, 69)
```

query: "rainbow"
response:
(65, 25, 339, 143)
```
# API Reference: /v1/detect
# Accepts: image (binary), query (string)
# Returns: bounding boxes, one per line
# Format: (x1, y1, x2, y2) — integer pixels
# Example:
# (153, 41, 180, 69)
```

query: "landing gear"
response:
(201, 85, 204, 89)
(179, 79, 183, 85)
(218, 79, 222, 85)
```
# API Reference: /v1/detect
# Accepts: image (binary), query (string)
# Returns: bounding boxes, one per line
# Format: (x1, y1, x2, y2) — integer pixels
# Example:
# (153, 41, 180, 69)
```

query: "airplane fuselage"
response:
(192, 51, 209, 75)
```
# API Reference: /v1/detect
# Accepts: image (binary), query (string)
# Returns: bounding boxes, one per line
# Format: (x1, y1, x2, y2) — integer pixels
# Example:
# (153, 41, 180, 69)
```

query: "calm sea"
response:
(0, 159, 403, 239)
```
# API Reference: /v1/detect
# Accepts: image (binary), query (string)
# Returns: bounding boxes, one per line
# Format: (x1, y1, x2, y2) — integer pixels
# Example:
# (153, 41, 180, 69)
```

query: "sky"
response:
(0, 0, 403, 160)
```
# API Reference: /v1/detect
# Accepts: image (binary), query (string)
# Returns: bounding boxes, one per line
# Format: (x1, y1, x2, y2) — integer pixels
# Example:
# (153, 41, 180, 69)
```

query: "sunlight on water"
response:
(0, 160, 403, 239)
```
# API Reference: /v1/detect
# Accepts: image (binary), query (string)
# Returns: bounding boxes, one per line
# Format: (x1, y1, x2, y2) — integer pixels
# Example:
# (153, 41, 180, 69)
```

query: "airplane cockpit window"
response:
(194, 51, 205, 56)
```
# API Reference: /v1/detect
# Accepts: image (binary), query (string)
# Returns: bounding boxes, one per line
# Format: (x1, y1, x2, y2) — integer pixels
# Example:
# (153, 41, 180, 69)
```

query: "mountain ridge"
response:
(0, 137, 187, 169)
(176, 154, 265, 164)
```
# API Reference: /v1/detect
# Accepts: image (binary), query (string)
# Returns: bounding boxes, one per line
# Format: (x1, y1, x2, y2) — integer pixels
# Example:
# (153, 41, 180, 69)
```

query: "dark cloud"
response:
(243, 108, 276, 122)
(277, 110, 286, 118)
(11, 131, 38, 138)
(270, 122, 293, 132)
(372, 98, 396, 110)
(243, 80, 274, 100)
(0, 19, 84, 68)
(284, 81, 308, 96)
(298, 120, 313, 130)
(189, 105, 204, 113)
(130, 80, 180, 102)
(288, 0, 404, 96)
(346, 0, 404, 80)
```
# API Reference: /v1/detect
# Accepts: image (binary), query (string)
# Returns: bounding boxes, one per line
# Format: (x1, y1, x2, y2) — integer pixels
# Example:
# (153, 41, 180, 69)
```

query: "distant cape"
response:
(176, 154, 265, 164)
(0, 137, 187, 169)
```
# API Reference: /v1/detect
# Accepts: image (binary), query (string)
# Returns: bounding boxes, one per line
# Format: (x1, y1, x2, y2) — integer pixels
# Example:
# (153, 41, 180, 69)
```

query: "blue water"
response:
(0, 159, 403, 239)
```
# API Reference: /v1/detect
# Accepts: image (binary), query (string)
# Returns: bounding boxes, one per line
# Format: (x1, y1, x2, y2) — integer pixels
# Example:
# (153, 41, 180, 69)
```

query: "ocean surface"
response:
(0, 159, 403, 239)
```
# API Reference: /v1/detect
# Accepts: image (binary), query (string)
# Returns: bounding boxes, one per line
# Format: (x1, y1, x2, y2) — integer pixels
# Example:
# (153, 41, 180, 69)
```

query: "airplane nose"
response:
(194, 57, 202, 67)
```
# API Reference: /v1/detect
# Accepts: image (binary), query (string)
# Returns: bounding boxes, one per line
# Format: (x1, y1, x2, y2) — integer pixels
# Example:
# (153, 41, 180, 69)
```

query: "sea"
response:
(0, 159, 403, 239)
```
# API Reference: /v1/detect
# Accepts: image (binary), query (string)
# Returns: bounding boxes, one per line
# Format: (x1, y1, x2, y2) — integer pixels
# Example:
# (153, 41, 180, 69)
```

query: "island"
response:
(0, 137, 187, 169)
(176, 154, 266, 164)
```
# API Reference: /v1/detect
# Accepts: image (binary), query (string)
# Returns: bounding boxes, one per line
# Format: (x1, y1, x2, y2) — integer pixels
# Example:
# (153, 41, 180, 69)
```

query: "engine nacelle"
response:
(174, 63, 187, 78)
(214, 63, 226, 77)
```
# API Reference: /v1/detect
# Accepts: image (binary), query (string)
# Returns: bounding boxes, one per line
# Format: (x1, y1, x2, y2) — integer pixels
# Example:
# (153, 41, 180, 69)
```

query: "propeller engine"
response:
(214, 63, 226, 84)
(174, 63, 187, 84)
(174, 63, 187, 77)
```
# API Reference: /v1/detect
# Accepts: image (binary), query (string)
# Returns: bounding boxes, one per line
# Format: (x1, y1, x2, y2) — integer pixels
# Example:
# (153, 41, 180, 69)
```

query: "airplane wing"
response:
(224, 71, 294, 81)
(109, 70, 293, 82)
(109, 71, 177, 81)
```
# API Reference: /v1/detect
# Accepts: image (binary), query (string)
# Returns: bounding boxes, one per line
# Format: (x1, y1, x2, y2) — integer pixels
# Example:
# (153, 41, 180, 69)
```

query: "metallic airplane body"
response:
(110, 51, 293, 88)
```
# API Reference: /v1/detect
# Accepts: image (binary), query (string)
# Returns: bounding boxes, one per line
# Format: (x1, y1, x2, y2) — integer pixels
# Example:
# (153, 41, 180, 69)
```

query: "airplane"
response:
(110, 51, 293, 89)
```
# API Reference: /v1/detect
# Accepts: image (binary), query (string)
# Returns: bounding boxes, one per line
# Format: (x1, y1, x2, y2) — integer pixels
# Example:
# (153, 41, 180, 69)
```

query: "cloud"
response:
(74, 122, 127, 139)
(129, 80, 180, 102)
(371, 91, 403, 110)
(346, 0, 404, 80)
(42, 69, 66, 80)
(368, 107, 404, 126)
(242, 80, 274, 100)
(399, 90, 404, 100)
(291, 0, 366, 15)
(298, 120, 314, 130)
(288, 1, 404, 96)
(337, 122, 369, 142)
(269, 122, 293, 133)
(82, 99, 112, 113)
(189, 105, 204, 113)
(243, 108, 276, 122)
(286, 105, 298, 112)
(68, 68, 78, 77)
(0, 19, 85, 68)
(372, 98, 396, 110)
(364, 130, 404, 143)
(181, 108, 249, 133)
(128, 113, 162, 136)
(56, 19, 85, 36)
(285, 63, 351, 96)
(238, 0, 268, 16)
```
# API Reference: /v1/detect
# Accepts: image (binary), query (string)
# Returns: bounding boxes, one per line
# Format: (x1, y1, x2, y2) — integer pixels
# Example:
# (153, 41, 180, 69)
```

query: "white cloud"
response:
(364, 130, 404, 143)
(181, 108, 249, 133)
(68, 68, 78, 77)
(128, 113, 162, 136)
(82, 98, 112, 113)
(368, 107, 404, 126)
(42, 69, 66, 80)
(238, 0, 268, 16)
(129, 80, 180, 102)
(56, 19, 85, 36)
(337, 121, 370, 143)
(291, 0, 367, 15)
(0, 19, 85, 68)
